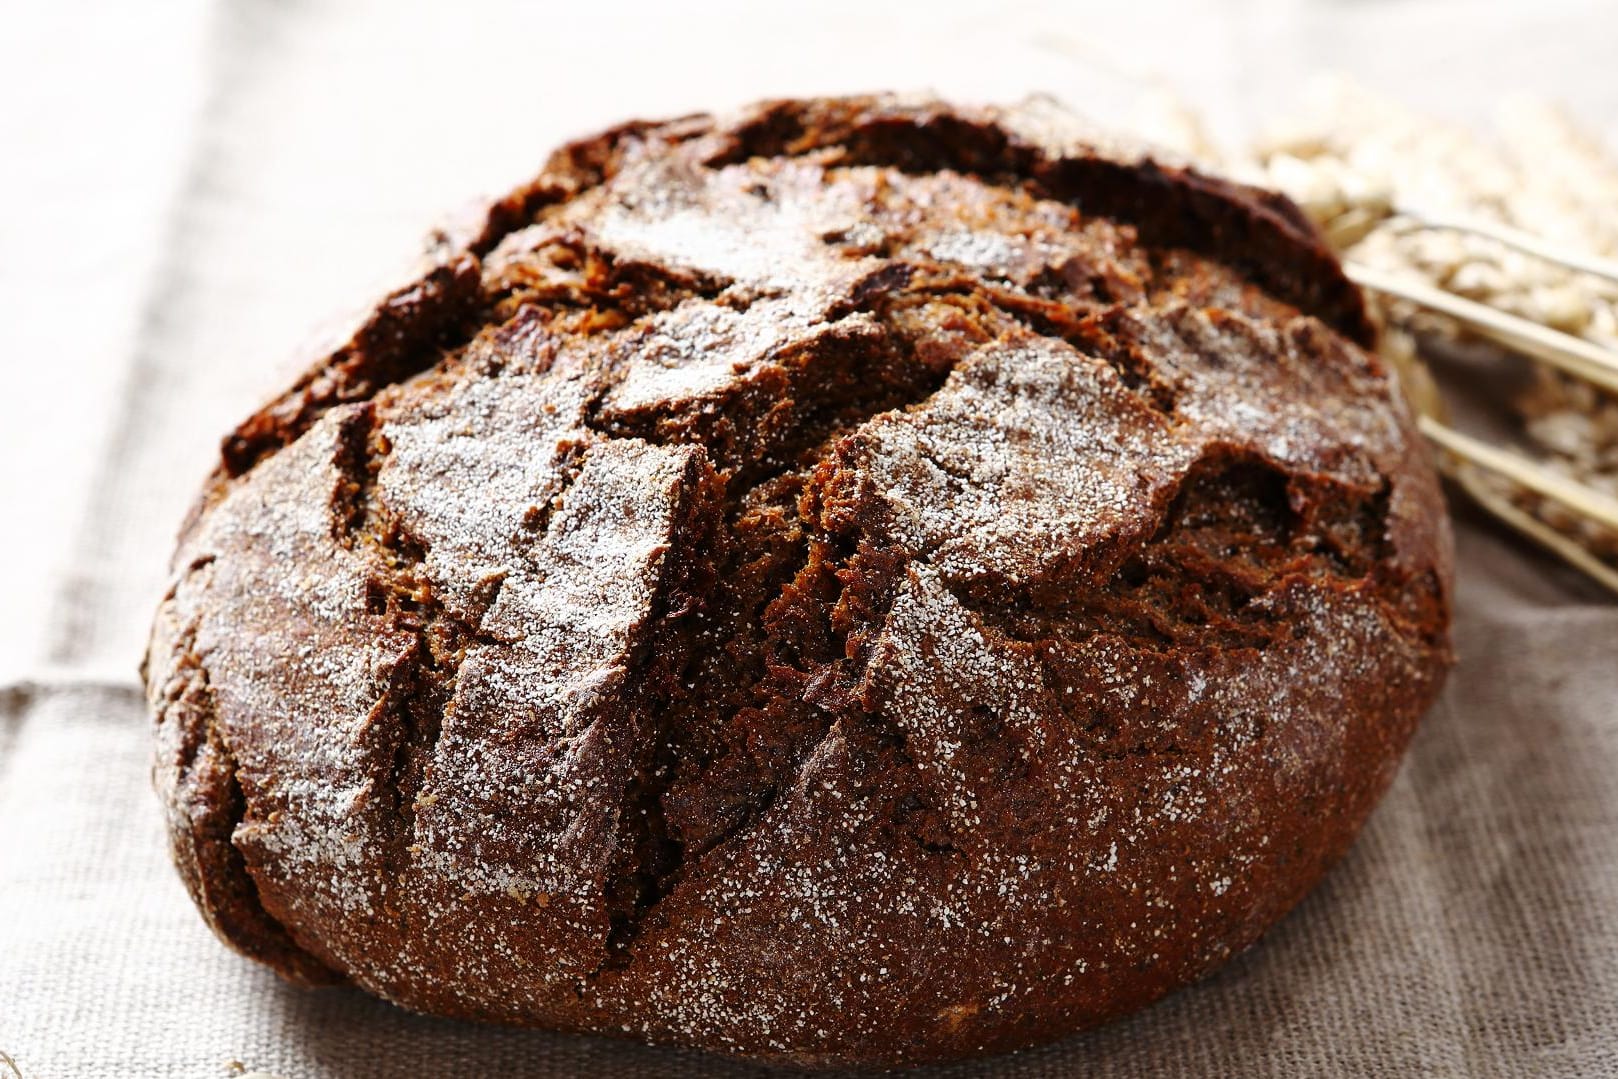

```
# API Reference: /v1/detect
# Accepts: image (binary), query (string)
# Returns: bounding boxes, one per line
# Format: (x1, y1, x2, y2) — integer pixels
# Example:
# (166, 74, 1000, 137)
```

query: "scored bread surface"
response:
(145, 95, 1452, 1069)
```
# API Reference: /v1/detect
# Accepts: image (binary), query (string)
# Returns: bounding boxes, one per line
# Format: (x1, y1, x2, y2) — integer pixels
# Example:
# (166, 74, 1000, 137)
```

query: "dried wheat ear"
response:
(1144, 78, 1618, 593)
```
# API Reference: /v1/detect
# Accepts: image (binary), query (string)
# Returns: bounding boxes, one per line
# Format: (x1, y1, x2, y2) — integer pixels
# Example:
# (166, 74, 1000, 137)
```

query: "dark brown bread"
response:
(144, 95, 1453, 1070)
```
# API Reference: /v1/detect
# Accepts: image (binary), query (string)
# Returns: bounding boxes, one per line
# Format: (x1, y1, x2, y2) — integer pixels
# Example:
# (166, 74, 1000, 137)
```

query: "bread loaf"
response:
(145, 95, 1453, 1069)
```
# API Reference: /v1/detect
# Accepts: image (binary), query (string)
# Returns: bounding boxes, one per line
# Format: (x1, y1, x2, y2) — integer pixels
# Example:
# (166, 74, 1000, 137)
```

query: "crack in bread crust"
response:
(149, 616, 342, 985)
(146, 95, 1453, 1070)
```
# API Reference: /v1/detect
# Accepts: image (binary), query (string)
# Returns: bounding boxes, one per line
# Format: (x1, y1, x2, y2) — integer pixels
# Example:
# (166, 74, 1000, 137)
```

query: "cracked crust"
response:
(145, 95, 1453, 1069)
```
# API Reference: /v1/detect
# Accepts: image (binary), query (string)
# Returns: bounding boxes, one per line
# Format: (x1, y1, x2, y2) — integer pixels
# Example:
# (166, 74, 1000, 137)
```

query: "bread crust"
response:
(145, 95, 1452, 1069)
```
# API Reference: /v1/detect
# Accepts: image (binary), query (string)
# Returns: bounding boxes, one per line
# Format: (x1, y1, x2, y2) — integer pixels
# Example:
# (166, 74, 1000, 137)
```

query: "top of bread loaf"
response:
(146, 95, 1452, 1068)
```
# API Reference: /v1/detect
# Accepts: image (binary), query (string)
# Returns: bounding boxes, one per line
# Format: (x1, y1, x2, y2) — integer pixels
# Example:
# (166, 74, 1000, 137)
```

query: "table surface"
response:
(2, 2, 1617, 1076)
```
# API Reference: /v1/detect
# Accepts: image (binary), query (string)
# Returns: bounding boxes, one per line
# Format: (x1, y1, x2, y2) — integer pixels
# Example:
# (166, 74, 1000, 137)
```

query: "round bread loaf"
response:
(145, 95, 1453, 1069)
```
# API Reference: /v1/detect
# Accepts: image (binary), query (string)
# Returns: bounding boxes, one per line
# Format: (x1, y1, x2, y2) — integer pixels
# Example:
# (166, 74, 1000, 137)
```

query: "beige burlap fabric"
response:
(5, 517, 1618, 1078)
(4, 2, 1616, 1075)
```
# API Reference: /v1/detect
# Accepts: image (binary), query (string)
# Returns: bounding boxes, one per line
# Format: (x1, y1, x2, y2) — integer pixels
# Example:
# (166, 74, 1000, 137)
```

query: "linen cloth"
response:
(3, 1, 1617, 1075)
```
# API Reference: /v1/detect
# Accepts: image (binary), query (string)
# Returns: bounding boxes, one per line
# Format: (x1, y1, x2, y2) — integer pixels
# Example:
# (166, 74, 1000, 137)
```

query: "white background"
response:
(2, 0, 1615, 674)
